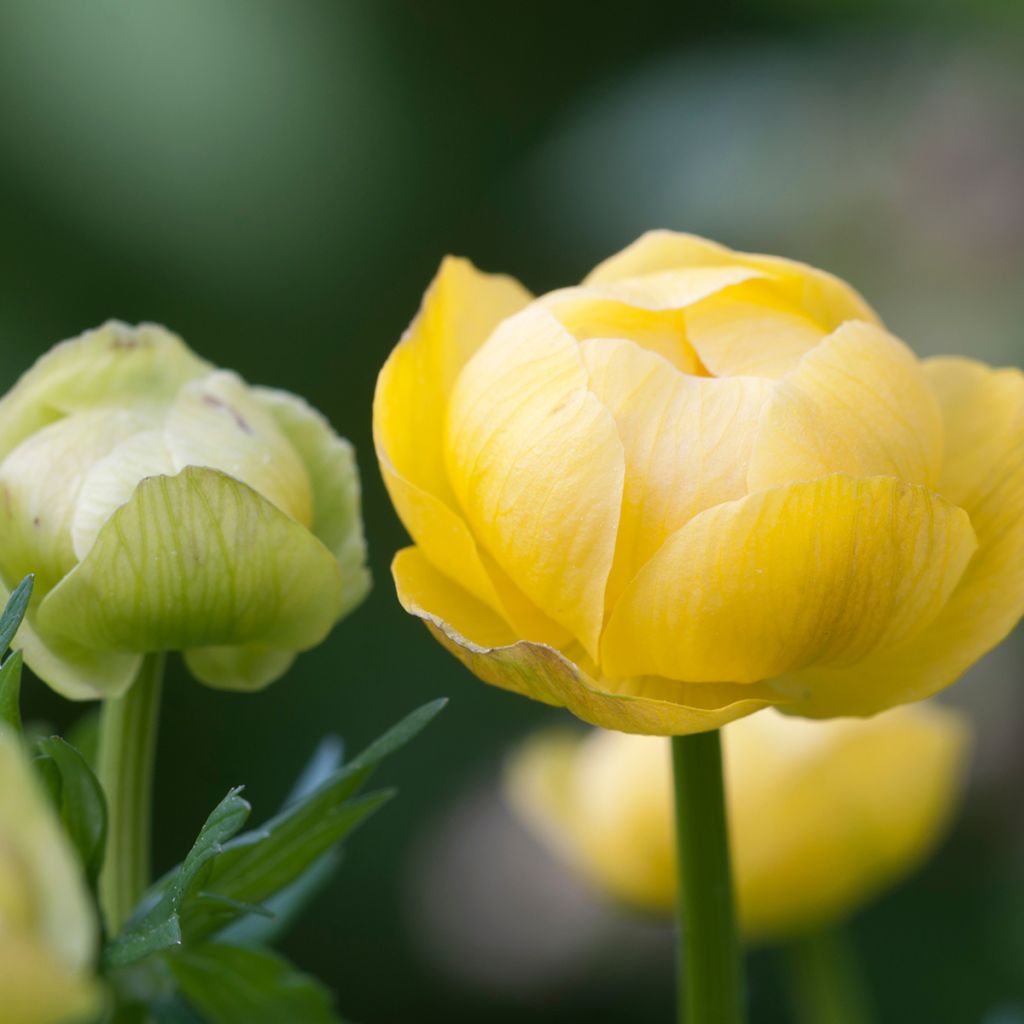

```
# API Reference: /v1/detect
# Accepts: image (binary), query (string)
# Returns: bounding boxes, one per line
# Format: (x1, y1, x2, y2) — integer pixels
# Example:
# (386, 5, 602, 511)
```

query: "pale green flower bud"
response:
(0, 322, 370, 698)
(0, 725, 100, 1023)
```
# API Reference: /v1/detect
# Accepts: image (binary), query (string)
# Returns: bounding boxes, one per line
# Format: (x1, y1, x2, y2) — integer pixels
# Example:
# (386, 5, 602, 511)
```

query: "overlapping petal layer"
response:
(603, 475, 976, 683)
(393, 547, 778, 735)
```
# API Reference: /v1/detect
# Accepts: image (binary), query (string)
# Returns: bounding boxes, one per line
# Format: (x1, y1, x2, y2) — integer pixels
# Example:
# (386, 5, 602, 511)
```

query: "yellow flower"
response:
(375, 231, 1024, 732)
(505, 704, 970, 941)
(0, 726, 100, 1023)
(0, 322, 370, 699)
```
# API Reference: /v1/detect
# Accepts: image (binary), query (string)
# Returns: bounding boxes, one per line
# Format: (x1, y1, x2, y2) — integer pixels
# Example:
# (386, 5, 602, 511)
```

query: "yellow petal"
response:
(777, 360, 1024, 716)
(749, 322, 944, 491)
(727, 705, 970, 939)
(446, 307, 625, 658)
(603, 475, 977, 684)
(579, 338, 772, 605)
(682, 279, 826, 378)
(393, 547, 777, 735)
(373, 257, 562, 640)
(585, 230, 880, 330)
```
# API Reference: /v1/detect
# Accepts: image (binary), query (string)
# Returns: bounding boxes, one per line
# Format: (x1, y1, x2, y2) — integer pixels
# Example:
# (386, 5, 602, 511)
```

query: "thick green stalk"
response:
(671, 729, 745, 1024)
(96, 653, 165, 934)
(786, 927, 875, 1024)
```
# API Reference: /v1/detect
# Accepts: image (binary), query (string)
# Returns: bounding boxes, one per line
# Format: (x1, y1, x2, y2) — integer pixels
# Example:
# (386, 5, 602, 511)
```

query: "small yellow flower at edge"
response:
(0, 725, 100, 1024)
(374, 231, 1024, 732)
(504, 704, 971, 942)
(0, 322, 370, 699)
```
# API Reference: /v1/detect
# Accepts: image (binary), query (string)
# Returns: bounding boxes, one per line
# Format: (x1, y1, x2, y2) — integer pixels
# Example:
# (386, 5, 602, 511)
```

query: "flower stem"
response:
(785, 926, 875, 1024)
(96, 653, 165, 934)
(671, 729, 745, 1024)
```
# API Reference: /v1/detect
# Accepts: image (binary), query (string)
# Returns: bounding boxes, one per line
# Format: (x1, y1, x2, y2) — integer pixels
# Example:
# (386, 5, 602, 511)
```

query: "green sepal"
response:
(34, 736, 108, 889)
(167, 943, 343, 1024)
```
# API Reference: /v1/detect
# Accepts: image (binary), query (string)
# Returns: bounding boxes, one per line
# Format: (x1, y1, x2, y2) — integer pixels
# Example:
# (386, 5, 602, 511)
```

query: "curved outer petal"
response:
(603, 474, 977, 684)
(0, 320, 211, 461)
(682, 279, 826, 378)
(393, 547, 778, 736)
(165, 371, 314, 528)
(749, 321, 944, 491)
(584, 230, 880, 331)
(253, 386, 371, 617)
(446, 307, 625, 659)
(0, 409, 150, 596)
(37, 467, 343, 657)
(184, 644, 295, 692)
(579, 338, 772, 606)
(777, 359, 1024, 716)
(0, 726, 100, 1019)
(373, 257, 565, 642)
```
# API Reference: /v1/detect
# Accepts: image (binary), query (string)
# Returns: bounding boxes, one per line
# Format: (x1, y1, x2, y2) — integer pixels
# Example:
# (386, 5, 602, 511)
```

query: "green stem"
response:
(671, 729, 745, 1024)
(96, 653, 165, 934)
(785, 926, 875, 1024)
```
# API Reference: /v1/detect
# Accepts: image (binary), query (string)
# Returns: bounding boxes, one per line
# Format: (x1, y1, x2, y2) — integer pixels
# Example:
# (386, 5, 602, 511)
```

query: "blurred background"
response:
(5, 1, 1024, 1020)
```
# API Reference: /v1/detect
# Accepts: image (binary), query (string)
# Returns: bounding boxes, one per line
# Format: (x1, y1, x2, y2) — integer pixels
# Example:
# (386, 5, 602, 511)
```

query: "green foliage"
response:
(35, 736, 108, 889)
(167, 943, 344, 1024)
(102, 699, 445, 1019)
(0, 575, 33, 730)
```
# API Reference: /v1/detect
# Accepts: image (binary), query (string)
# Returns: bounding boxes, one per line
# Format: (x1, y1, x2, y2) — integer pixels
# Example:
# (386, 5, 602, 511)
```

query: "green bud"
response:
(0, 725, 100, 1023)
(0, 322, 370, 698)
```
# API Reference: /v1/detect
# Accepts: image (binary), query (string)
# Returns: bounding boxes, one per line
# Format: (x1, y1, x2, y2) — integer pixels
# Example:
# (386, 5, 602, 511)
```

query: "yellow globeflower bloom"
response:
(375, 232, 1024, 732)
(505, 705, 970, 940)
(0, 321, 370, 699)
(0, 726, 100, 1023)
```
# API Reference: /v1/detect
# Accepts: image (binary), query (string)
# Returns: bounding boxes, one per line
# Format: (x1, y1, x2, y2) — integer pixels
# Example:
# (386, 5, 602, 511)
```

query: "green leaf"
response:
(0, 649, 24, 731)
(0, 575, 33, 731)
(167, 943, 343, 1024)
(182, 700, 445, 942)
(182, 790, 391, 942)
(0, 573, 33, 652)
(107, 788, 251, 966)
(35, 736, 107, 887)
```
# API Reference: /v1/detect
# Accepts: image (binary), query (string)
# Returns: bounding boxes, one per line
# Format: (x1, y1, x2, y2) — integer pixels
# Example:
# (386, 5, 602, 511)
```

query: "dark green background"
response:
(5, 2, 1024, 1021)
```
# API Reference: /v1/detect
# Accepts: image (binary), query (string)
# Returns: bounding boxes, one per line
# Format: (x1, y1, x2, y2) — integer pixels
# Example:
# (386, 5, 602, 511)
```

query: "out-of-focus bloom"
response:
(0, 322, 369, 698)
(505, 705, 970, 940)
(375, 231, 1024, 732)
(0, 725, 100, 1023)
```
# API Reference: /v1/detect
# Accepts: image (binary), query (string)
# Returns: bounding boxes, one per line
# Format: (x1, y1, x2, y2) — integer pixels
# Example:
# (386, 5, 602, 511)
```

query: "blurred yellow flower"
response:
(0, 321, 370, 699)
(505, 705, 970, 941)
(375, 231, 1024, 732)
(0, 726, 100, 1024)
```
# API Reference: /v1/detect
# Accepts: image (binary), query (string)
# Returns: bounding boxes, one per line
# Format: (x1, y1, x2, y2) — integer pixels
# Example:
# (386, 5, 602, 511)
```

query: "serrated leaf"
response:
(182, 790, 391, 942)
(0, 649, 24, 731)
(0, 574, 33, 652)
(180, 700, 444, 943)
(167, 943, 343, 1024)
(107, 789, 251, 966)
(35, 736, 107, 887)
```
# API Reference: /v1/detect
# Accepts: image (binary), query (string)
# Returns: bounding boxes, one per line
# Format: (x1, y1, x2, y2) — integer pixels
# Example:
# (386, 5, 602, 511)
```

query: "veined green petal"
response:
(0, 320, 211, 460)
(37, 467, 343, 654)
(185, 644, 296, 692)
(254, 386, 371, 617)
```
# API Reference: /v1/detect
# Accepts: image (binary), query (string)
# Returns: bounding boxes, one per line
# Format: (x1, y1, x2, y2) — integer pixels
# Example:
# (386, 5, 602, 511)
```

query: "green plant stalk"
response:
(785, 926, 875, 1024)
(97, 653, 166, 934)
(671, 729, 745, 1024)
